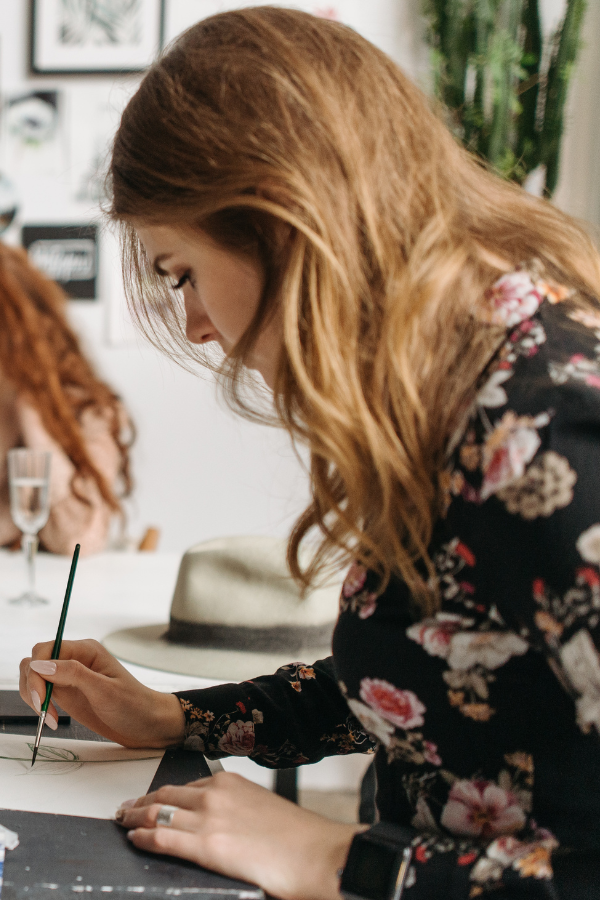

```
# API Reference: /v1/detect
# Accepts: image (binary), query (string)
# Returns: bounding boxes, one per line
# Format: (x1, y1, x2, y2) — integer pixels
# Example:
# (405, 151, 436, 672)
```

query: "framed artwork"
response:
(22, 224, 98, 300)
(30, 0, 165, 75)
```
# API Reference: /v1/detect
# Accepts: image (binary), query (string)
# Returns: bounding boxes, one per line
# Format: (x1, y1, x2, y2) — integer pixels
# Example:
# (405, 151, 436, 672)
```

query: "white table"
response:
(0, 549, 370, 791)
(0, 549, 214, 694)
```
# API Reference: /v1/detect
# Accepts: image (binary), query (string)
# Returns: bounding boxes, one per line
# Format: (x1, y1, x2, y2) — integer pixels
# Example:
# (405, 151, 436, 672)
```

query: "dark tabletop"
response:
(0, 690, 263, 900)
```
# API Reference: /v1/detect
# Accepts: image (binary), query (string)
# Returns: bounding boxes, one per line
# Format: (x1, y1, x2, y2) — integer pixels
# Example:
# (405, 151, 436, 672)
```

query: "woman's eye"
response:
(172, 271, 191, 291)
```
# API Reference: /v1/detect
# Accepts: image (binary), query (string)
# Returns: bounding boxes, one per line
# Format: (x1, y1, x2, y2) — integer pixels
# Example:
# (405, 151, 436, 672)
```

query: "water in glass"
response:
(10, 475, 50, 534)
(7, 449, 52, 605)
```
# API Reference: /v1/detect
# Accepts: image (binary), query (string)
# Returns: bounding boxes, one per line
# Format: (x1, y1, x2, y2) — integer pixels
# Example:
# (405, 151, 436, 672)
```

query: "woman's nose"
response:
(184, 297, 214, 344)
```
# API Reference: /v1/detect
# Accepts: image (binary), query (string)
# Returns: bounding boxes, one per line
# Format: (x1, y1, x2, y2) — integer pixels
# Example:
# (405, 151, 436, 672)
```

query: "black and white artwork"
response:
(6, 92, 59, 145)
(2, 90, 67, 182)
(31, 0, 164, 74)
(22, 225, 98, 300)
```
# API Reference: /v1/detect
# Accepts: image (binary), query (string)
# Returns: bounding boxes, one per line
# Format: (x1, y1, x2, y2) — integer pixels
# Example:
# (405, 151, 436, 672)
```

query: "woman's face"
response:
(135, 223, 281, 388)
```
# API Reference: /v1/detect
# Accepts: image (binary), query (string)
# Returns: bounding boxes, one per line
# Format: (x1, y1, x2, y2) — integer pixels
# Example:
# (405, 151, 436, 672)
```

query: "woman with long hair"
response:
(0, 242, 132, 554)
(20, 8, 600, 898)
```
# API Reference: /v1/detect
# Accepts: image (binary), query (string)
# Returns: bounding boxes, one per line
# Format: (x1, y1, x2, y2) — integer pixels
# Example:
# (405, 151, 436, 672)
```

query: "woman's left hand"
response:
(116, 771, 362, 900)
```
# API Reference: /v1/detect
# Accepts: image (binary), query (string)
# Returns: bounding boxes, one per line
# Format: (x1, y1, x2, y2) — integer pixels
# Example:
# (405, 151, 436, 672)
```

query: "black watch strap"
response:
(340, 822, 414, 900)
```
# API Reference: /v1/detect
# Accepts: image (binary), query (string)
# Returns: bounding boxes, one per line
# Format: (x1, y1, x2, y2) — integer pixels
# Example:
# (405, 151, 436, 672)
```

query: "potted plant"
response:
(421, 0, 587, 196)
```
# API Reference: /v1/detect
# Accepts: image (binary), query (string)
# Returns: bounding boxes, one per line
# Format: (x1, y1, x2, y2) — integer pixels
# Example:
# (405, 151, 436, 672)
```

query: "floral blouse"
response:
(177, 264, 600, 899)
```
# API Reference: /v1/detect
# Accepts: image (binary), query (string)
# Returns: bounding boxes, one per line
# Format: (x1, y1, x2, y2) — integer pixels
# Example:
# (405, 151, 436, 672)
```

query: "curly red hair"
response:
(0, 242, 132, 511)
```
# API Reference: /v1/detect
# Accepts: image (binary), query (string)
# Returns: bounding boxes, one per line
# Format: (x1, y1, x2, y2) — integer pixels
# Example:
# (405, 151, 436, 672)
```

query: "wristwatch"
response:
(339, 823, 414, 900)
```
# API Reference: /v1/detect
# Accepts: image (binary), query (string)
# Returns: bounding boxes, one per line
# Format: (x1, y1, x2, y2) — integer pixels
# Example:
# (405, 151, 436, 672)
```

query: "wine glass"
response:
(8, 449, 52, 606)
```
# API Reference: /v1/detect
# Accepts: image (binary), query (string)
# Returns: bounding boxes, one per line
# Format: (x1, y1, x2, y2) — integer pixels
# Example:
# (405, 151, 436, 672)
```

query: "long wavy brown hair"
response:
(109, 7, 600, 612)
(0, 242, 133, 512)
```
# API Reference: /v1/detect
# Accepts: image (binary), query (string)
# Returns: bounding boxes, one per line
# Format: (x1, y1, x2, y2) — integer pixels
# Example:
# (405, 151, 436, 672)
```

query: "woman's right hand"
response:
(19, 639, 186, 749)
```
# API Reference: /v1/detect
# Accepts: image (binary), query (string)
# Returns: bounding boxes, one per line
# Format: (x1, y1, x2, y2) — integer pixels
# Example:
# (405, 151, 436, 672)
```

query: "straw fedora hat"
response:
(103, 536, 342, 682)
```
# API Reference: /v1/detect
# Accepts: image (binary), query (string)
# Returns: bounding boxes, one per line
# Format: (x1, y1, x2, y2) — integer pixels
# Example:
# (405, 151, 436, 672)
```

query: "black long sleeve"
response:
(176, 268, 600, 897)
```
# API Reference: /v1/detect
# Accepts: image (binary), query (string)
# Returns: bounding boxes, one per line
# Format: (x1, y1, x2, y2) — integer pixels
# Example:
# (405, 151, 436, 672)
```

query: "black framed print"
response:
(30, 0, 164, 75)
(22, 224, 98, 300)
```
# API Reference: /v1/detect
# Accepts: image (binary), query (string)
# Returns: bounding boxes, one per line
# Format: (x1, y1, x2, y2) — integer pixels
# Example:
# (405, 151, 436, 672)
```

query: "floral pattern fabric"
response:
(177, 265, 600, 898)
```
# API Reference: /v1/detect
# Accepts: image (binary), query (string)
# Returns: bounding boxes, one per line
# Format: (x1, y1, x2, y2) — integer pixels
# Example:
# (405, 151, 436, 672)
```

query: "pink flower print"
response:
(217, 720, 255, 756)
(487, 836, 532, 865)
(446, 630, 528, 671)
(480, 411, 549, 500)
(342, 562, 367, 599)
(477, 369, 512, 408)
(440, 779, 526, 838)
(423, 741, 442, 766)
(358, 593, 377, 619)
(347, 698, 395, 746)
(483, 271, 542, 328)
(550, 354, 600, 388)
(569, 308, 600, 330)
(486, 834, 555, 867)
(577, 525, 600, 564)
(578, 566, 600, 588)
(359, 678, 426, 730)
(455, 542, 476, 566)
(535, 279, 571, 304)
(406, 613, 467, 660)
(298, 665, 316, 680)
(461, 482, 481, 503)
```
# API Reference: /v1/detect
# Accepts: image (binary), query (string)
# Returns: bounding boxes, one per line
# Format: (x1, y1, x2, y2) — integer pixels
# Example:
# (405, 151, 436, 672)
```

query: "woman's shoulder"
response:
(481, 270, 600, 421)
(470, 259, 600, 414)
(444, 268, 600, 511)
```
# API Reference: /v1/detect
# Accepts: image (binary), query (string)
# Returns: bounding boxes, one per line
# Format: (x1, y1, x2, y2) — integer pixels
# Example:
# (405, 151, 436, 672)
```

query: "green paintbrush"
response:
(31, 543, 80, 766)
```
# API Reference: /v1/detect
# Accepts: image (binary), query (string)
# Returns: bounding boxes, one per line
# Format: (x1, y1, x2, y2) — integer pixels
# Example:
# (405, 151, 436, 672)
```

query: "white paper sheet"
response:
(0, 734, 164, 820)
(0, 824, 19, 850)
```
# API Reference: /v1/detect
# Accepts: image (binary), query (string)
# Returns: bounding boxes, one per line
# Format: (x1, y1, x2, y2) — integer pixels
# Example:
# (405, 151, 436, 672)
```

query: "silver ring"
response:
(156, 804, 178, 827)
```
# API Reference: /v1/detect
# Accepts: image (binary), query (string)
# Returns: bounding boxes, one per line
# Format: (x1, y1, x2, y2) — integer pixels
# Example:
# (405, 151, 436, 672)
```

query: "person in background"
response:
(0, 242, 133, 554)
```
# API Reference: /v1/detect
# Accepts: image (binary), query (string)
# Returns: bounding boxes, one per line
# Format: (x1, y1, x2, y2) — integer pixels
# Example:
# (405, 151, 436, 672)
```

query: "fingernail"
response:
(46, 713, 58, 730)
(120, 799, 137, 809)
(31, 690, 41, 713)
(30, 660, 56, 675)
(127, 830, 136, 840)
(115, 809, 125, 823)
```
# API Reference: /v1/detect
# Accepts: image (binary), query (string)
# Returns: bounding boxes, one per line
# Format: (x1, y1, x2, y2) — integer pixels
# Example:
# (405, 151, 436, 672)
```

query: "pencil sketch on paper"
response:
(60, 0, 142, 47)
(0, 734, 164, 818)
(24, 743, 82, 775)
(0, 741, 82, 775)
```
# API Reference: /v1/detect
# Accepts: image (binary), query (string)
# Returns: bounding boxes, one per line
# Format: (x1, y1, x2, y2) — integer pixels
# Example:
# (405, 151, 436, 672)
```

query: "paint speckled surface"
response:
(0, 808, 261, 899)
(0, 734, 262, 899)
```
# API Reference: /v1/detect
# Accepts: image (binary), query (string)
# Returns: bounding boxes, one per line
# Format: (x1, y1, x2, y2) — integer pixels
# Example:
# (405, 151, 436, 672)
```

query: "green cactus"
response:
(421, 0, 587, 196)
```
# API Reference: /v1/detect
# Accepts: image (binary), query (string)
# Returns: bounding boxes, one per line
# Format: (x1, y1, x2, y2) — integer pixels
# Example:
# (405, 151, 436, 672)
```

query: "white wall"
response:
(1, 1, 596, 552)
(0, 0, 428, 553)
(552, 0, 600, 229)
(0, 0, 598, 795)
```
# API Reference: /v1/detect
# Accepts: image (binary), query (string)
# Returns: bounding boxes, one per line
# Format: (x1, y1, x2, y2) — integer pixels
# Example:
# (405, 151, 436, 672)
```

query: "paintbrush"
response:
(31, 544, 80, 766)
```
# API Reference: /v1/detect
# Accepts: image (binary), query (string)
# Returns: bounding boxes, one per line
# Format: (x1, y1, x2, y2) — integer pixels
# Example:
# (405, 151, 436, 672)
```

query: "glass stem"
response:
(23, 533, 39, 597)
